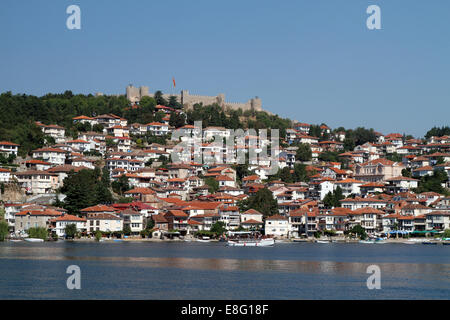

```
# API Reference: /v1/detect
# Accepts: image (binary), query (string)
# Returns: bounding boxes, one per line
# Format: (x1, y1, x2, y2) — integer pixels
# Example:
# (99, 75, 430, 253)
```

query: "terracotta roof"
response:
(124, 188, 156, 195)
(80, 205, 115, 212)
(0, 141, 19, 146)
(241, 219, 263, 224)
(265, 214, 288, 221)
(16, 209, 62, 216)
(51, 214, 86, 222)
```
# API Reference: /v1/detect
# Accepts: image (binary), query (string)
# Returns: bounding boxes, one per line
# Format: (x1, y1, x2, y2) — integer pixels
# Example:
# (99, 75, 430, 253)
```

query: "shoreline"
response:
(5, 237, 448, 245)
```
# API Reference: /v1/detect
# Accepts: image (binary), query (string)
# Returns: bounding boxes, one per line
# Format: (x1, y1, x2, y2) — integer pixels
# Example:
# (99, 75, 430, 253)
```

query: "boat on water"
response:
(292, 238, 308, 243)
(422, 241, 438, 245)
(316, 240, 330, 244)
(24, 238, 44, 243)
(359, 240, 375, 244)
(9, 239, 23, 242)
(196, 236, 212, 242)
(226, 231, 274, 247)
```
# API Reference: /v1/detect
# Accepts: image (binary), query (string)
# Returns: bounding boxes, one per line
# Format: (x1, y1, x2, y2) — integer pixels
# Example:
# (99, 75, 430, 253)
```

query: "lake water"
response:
(0, 241, 449, 299)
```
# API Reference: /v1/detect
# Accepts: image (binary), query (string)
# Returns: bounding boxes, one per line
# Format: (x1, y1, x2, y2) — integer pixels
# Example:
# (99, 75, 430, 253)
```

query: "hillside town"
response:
(0, 94, 449, 242)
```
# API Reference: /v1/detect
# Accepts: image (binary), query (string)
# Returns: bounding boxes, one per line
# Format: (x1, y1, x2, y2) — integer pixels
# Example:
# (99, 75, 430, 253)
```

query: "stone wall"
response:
(126, 85, 266, 114)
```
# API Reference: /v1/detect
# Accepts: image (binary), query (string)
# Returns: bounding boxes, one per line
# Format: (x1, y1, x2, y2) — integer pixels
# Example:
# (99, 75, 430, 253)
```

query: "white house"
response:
(50, 214, 87, 237)
(0, 168, 11, 182)
(264, 215, 290, 238)
(14, 170, 59, 195)
(86, 213, 123, 234)
(147, 122, 169, 136)
(0, 141, 19, 156)
(32, 147, 67, 166)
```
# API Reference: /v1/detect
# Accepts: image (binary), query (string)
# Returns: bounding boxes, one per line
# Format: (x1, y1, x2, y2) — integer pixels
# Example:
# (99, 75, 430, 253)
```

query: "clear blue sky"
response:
(1, 0, 449, 138)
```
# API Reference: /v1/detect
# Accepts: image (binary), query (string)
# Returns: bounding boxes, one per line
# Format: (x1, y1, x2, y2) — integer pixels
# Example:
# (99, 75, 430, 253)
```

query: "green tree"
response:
(238, 188, 278, 217)
(295, 143, 312, 162)
(204, 177, 219, 194)
(402, 168, 412, 178)
(95, 230, 102, 241)
(0, 220, 8, 241)
(210, 221, 227, 235)
(27, 227, 48, 240)
(153, 91, 167, 106)
(111, 175, 130, 196)
(425, 126, 450, 139)
(64, 224, 77, 239)
(349, 224, 367, 240)
(123, 225, 132, 236)
(168, 96, 181, 109)
(443, 229, 450, 239)
(60, 168, 104, 214)
(96, 167, 113, 204)
(324, 186, 345, 208)
(169, 112, 186, 128)
(414, 170, 449, 195)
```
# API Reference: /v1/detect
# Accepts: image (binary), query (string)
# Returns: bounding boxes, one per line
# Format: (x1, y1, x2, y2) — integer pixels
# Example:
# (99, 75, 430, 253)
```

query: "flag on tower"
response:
(172, 77, 176, 88)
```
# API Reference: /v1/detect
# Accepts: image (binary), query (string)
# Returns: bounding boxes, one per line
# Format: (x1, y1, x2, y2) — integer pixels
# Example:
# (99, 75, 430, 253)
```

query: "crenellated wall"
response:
(126, 85, 266, 113)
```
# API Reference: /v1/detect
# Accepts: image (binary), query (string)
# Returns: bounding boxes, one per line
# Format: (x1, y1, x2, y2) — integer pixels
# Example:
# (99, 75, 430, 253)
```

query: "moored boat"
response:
(24, 238, 44, 243)
(292, 238, 308, 242)
(226, 231, 274, 247)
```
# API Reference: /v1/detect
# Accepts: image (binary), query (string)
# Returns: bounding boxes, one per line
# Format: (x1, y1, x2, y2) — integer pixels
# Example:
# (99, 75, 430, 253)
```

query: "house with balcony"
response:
(106, 125, 130, 138)
(15, 170, 59, 195)
(15, 208, 63, 233)
(0, 141, 19, 157)
(334, 178, 364, 197)
(50, 214, 87, 237)
(265, 215, 290, 238)
(0, 168, 11, 182)
(164, 210, 189, 233)
(218, 205, 240, 230)
(120, 209, 144, 235)
(32, 147, 67, 166)
(36, 123, 66, 143)
(349, 207, 384, 234)
(385, 176, 419, 193)
(147, 122, 169, 136)
(86, 213, 123, 234)
(73, 115, 98, 126)
(354, 158, 404, 183)
(425, 211, 450, 231)
(340, 196, 388, 211)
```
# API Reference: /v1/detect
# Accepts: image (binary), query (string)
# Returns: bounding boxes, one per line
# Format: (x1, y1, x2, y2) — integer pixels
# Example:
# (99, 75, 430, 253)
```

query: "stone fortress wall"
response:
(126, 85, 267, 114)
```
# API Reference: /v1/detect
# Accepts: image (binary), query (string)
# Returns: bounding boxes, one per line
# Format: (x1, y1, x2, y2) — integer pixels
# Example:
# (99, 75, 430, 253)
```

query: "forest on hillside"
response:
(0, 91, 293, 156)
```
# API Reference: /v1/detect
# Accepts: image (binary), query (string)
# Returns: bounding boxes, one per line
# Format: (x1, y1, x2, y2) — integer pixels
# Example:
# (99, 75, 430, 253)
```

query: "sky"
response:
(0, 0, 449, 138)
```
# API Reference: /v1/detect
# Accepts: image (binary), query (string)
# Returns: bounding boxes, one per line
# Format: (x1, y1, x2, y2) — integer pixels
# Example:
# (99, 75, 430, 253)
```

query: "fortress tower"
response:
(126, 85, 265, 113)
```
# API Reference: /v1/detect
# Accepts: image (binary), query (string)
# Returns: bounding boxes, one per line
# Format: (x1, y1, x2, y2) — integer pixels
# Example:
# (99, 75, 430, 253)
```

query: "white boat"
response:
(226, 231, 274, 247)
(9, 239, 23, 242)
(227, 238, 275, 247)
(359, 240, 375, 244)
(24, 238, 44, 243)
(316, 240, 330, 244)
(292, 238, 308, 243)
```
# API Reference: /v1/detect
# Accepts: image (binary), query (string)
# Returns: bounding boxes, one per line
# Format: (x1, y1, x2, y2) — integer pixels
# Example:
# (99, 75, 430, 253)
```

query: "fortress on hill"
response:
(126, 85, 265, 113)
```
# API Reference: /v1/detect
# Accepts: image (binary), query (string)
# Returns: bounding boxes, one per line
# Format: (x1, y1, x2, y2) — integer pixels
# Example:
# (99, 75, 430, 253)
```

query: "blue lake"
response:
(0, 241, 448, 299)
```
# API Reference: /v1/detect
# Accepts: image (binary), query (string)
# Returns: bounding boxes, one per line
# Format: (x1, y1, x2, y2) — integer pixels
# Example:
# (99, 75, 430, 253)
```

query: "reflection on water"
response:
(0, 242, 449, 299)
(2, 252, 449, 278)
